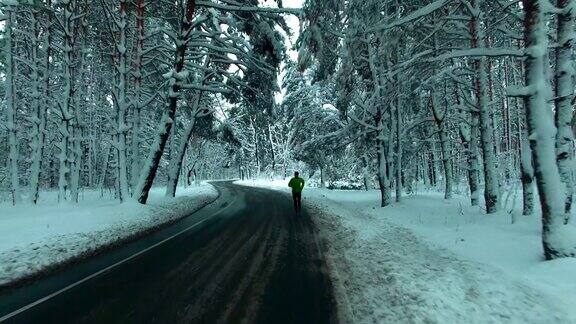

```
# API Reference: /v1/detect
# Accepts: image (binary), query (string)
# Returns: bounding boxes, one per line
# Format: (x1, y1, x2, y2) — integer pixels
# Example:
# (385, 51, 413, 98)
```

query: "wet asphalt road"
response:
(0, 182, 337, 324)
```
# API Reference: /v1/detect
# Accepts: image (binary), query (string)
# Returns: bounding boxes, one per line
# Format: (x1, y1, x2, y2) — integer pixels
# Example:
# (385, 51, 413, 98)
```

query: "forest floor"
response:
(0, 184, 218, 287)
(238, 180, 576, 323)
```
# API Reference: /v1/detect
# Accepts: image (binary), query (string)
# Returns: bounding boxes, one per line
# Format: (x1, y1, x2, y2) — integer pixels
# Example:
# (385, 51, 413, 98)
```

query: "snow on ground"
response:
(0, 184, 218, 287)
(236, 179, 575, 323)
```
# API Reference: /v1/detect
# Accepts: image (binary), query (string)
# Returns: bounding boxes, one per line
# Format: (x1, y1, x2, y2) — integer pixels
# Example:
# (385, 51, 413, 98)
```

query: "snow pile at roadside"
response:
(314, 189, 576, 320)
(0, 185, 218, 287)
(305, 191, 573, 323)
(236, 179, 290, 190)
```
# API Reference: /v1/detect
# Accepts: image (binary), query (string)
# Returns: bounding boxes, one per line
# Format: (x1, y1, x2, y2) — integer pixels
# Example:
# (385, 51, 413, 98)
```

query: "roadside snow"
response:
(237, 179, 289, 189)
(236, 180, 575, 323)
(0, 185, 218, 287)
(312, 189, 576, 323)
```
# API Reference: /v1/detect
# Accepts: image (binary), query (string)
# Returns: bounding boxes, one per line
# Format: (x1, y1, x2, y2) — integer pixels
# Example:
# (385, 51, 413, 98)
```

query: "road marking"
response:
(0, 194, 238, 322)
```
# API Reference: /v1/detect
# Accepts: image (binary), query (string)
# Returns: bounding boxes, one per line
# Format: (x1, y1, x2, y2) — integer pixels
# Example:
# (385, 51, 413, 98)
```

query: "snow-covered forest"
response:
(1, 0, 576, 266)
(0, 0, 300, 205)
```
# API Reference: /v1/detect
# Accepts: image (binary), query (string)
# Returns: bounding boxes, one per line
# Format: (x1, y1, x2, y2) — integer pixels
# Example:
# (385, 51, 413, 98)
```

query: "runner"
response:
(288, 171, 305, 213)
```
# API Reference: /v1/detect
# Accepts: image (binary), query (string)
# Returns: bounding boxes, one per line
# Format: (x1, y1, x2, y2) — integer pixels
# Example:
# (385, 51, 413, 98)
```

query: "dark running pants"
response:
(292, 192, 302, 212)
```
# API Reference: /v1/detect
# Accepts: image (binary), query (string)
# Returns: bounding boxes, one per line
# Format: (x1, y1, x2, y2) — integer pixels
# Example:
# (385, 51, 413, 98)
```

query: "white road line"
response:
(0, 194, 238, 322)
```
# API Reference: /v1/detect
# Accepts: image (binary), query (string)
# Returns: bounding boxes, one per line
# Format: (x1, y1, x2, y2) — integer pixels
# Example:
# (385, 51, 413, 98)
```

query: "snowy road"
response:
(0, 182, 337, 323)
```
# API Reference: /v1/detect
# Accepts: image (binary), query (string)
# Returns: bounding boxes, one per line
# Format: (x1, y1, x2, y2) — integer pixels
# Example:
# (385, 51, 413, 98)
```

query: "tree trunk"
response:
(422, 152, 430, 187)
(268, 123, 276, 178)
(4, 6, 21, 205)
(377, 138, 391, 207)
(459, 116, 480, 206)
(469, 114, 481, 205)
(554, 0, 575, 223)
(250, 118, 261, 177)
(362, 154, 370, 191)
(130, 0, 146, 191)
(431, 93, 453, 199)
(427, 148, 436, 187)
(58, 0, 77, 202)
(523, 0, 574, 259)
(520, 127, 535, 216)
(134, 0, 196, 204)
(166, 53, 213, 197)
(88, 136, 94, 188)
(110, 0, 131, 202)
(69, 6, 89, 203)
(386, 117, 394, 192)
(455, 81, 480, 206)
(395, 97, 402, 202)
(30, 7, 51, 204)
(470, 0, 499, 213)
(69, 122, 82, 203)
(376, 116, 391, 207)
(165, 94, 202, 197)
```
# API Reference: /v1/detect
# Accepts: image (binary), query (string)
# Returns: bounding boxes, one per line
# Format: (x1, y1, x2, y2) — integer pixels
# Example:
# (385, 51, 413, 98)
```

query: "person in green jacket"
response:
(288, 171, 305, 213)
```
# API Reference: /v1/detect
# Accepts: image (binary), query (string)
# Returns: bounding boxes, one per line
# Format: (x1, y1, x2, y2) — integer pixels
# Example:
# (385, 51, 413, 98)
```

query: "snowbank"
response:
(236, 180, 575, 322)
(312, 189, 576, 322)
(0, 185, 218, 287)
(237, 178, 290, 189)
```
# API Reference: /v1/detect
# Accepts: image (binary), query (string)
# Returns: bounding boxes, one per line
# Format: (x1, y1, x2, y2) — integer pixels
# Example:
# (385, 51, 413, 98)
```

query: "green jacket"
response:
(288, 177, 305, 193)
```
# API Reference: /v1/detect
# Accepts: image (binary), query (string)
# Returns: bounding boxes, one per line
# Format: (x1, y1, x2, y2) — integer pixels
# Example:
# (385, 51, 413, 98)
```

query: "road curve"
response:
(0, 181, 337, 324)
